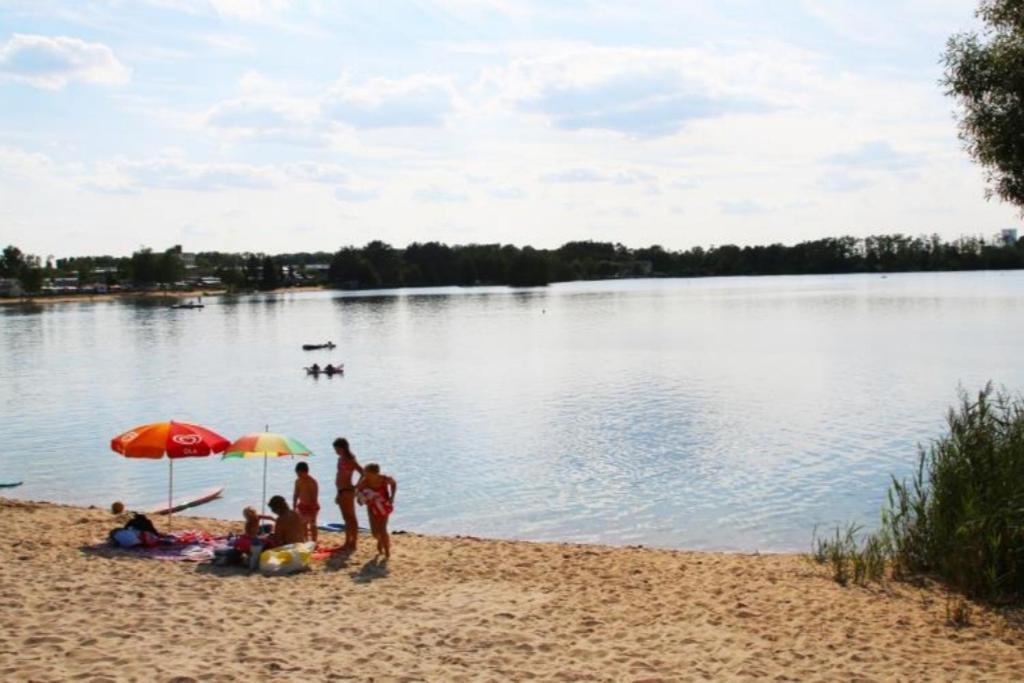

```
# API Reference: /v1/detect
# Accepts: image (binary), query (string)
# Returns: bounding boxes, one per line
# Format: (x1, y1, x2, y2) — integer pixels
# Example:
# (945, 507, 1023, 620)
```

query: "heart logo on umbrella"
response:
(172, 434, 202, 445)
(120, 431, 139, 443)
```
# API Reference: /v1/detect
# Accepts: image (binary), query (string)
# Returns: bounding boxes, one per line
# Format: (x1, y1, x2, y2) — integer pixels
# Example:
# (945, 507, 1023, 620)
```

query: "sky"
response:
(0, 0, 1019, 258)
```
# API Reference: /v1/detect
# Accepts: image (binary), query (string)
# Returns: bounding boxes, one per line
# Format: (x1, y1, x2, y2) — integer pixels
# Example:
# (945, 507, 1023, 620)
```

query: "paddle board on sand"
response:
(148, 485, 224, 516)
(0, 481, 23, 488)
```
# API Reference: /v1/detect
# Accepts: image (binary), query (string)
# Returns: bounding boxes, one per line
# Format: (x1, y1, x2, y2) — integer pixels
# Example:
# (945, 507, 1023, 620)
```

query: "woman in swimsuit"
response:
(356, 463, 397, 560)
(333, 437, 364, 552)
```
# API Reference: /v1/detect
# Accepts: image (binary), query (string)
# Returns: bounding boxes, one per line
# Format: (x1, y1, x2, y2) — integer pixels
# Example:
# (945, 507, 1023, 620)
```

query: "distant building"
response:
(1000, 228, 1019, 246)
(0, 278, 23, 297)
(46, 276, 80, 293)
(181, 253, 197, 268)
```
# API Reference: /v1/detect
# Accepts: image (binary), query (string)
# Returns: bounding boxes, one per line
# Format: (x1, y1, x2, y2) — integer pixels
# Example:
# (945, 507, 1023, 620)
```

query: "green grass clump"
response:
(810, 523, 887, 587)
(881, 384, 1024, 602)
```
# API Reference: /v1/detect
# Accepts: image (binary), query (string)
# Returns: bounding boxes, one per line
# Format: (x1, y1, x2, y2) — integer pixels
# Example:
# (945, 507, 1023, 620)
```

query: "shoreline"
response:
(5, 268, 1021, 308)
(0, 285, 326, 307)
(2, 497, 1021, 680)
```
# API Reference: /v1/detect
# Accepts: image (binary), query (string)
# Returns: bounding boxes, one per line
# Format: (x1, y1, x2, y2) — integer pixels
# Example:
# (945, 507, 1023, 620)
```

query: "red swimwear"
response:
(338, 457, 355, 478)
(338, 458, 358, 494)
(296, 502, 320, 516)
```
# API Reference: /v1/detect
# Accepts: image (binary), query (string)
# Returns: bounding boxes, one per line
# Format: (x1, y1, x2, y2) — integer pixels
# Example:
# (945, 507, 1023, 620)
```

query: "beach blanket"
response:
(98, 529, 230, 562)
(360, 489, 393, 518)
(310, 543, 345, 561)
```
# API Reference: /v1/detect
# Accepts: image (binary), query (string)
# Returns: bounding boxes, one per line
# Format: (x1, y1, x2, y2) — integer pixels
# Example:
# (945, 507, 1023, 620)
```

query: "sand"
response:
(0, 498, 1021, 682)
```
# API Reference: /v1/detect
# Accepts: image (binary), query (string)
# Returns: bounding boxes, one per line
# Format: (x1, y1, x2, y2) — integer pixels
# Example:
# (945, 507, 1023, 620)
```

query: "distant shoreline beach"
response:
(0, 285, 326, 307)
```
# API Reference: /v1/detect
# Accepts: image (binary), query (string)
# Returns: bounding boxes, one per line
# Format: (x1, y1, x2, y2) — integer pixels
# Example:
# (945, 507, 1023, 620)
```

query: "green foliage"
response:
(943, 0, 1024, 208)
(259, 255, 281, 290)
(1, 247, 44, 293)
(814, 385, 1024, 604)
(881, 385, 1024, 602)
(7, 229, 1024, 296)
(319, 233, 1024, 290)
(130, 248, 157, 285)
(155, 249, 184, 284)
(810, 524, 886, 587)
(1, 245, 25, 278)
(18, 262, 44, 293)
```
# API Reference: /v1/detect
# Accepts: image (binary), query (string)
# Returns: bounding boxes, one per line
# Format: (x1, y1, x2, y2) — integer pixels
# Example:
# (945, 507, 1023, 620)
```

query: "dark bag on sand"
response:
(124, 512, 159, 535)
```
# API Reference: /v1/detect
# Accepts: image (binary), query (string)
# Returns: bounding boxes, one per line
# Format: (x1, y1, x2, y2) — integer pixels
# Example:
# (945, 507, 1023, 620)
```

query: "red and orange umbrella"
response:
(110, 421, 230, 528)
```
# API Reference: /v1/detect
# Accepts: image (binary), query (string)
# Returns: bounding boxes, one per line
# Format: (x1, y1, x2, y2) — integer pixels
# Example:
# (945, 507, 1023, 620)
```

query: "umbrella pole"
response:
(261, 453, 267, 517)
(261, 424, 269, 517)
(168, 457, 174, 531)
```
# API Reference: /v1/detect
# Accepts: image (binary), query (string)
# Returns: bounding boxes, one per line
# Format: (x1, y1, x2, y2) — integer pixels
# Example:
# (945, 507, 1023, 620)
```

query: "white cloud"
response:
(0, 34, 130, 89)
(207, 97, 317, 131)
(283, 161, 379, 200)
(90, 156, 279, 192)
(325, 75, 457, 129)
(0, 145, 56, 181)
(144, 0, 297, 21)
(483, 45, 815, 136)
(541, 167, 657, 185)
(199, 33, 255, 54)
(414, 186, 469, 203)
(822, 140, 921, 172)
(800, 0, 973, 46)
(488, 186, 526, 200)
(720, 199, 768, 215)
(334, 186, 379, 202)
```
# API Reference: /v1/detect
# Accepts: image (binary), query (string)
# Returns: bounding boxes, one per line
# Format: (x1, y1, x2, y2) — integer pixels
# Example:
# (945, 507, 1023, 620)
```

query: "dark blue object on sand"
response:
(317, 522, 369, 533)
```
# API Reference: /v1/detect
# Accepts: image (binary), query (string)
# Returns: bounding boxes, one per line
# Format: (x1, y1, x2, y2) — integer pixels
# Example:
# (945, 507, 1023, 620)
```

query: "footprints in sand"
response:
(1, 504, 1022, 681)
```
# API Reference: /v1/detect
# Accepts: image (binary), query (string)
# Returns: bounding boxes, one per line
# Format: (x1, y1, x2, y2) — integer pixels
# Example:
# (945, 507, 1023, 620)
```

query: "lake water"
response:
(2, 272, 1023, 551)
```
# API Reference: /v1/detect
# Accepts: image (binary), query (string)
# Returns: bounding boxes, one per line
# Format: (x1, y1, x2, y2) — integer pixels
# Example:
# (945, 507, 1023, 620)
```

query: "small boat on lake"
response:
(171, 299, 204, 309)
(0, 481, 23, 488)
(302, 341, 336, 350)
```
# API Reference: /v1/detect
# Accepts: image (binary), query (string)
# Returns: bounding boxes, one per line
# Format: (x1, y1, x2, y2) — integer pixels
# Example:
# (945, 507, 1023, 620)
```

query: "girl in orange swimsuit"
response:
(356, 463, 397, 560)
(333, 437, 364, 552)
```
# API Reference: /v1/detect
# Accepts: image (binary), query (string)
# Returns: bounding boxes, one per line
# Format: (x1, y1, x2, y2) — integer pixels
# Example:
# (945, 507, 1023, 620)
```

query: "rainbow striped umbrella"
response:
(223, 430, 313, 514)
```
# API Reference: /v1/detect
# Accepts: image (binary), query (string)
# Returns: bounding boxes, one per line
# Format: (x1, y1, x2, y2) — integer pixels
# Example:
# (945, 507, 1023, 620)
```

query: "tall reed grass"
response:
(812, 384, 1024, 603)
(881, 384, 1024, 601)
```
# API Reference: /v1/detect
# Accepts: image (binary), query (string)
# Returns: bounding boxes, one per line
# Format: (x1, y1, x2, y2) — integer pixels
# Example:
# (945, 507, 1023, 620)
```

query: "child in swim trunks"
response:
(356, 463, 397, 560)
(293, 461, 320, 542)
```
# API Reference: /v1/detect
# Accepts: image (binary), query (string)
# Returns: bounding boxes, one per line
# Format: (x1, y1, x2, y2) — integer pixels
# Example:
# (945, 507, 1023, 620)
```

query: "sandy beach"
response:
(0, 498, 1020, 681)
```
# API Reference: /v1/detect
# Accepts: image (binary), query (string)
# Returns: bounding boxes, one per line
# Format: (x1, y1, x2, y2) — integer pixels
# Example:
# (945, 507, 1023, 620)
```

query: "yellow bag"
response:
(259, 542, 314, 575)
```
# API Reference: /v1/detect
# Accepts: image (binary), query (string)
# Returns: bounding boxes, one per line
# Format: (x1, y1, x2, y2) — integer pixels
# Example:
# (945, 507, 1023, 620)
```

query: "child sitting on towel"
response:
(237, 506, 275, 554)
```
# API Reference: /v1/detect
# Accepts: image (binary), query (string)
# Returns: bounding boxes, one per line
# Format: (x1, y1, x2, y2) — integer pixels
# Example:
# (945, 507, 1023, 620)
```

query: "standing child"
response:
(292, 461, 320, 542)
(356, 463, 397, 560)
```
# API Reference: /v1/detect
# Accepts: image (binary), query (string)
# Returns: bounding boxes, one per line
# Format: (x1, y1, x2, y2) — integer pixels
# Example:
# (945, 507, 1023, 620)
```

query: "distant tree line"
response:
(322, 233, 1024, 289)
(3, 232, 1024, 296)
